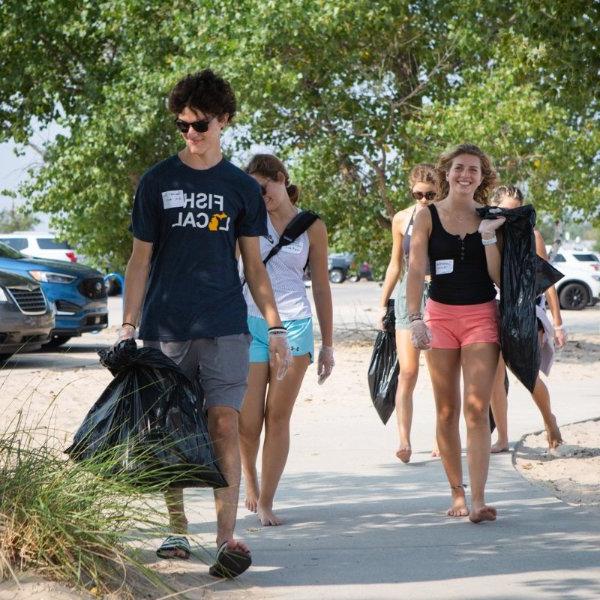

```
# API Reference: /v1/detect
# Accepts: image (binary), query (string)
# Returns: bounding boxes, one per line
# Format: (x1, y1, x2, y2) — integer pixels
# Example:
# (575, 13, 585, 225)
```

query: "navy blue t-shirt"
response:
(131, 155, 267, 341)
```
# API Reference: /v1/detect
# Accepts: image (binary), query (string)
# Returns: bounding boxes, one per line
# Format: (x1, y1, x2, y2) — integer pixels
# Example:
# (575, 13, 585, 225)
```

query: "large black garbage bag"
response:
(66, 339, 227, 489)
(368, 301, 399, 424)
(477, 205, 562, 392)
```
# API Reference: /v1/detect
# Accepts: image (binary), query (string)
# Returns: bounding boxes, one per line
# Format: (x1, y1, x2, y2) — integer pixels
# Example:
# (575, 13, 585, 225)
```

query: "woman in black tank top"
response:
(378, 164, 438, 464)
(406, 144, 505, 524)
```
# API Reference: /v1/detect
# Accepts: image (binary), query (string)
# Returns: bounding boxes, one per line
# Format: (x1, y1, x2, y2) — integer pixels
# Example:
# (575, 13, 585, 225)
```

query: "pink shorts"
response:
(424, 299, 499, 349)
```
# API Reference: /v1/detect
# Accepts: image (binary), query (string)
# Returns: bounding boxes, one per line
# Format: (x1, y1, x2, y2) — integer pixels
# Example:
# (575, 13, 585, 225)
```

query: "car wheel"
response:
(348, 274, 359, 282)
(559, 283, 589, 310)
(42, 335, 72, 349)
(329, 268, 346, 284)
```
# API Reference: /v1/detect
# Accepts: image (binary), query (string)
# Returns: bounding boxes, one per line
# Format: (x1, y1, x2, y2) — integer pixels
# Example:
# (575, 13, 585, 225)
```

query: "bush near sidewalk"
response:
(0, 417, 170, 598)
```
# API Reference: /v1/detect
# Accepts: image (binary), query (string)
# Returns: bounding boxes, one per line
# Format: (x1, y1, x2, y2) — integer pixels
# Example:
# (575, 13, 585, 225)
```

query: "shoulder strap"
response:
(428, 204, 441, 230)
(262, 210, 319, 267)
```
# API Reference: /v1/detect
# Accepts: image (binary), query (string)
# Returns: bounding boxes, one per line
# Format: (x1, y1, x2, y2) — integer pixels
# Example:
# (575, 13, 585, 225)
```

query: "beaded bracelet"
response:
(481, 236, 497, 246)
(121, 322, 137, 329)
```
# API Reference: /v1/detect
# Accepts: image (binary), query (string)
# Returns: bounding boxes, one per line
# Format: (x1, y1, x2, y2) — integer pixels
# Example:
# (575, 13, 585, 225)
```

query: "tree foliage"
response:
(0, 204, 40, 233)
(1, 0, 598, 271)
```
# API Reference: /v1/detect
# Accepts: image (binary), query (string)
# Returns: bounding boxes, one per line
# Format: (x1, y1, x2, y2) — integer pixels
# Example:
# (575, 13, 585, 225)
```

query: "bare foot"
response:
(257, 505, 282, 526)
(396, 445, 412, 463)
(491, 441, 509, 453)
(431, 443, 441, 458)
(469, 502, 497, 524)
(545, 415, 563, 450)
(244, 477, 259, 513)
(447, 487, 469, 517)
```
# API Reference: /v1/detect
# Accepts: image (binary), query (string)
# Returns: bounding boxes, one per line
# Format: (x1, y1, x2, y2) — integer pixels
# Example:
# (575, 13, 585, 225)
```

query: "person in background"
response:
(378, 164, 439, 463)
(489, 185, 566, 452)
(406, 143, 505, 523)
(239, 154, 334, 526)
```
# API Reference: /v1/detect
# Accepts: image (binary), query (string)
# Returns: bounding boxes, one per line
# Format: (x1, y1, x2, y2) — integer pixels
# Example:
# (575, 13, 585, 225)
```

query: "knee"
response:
(398, 367, 418, 388)
(265, 408, 291, 431)
(209, 409, 239, 440)
(239, 418, 262, 442)
(437, 406, 460, 427)
(464, 405, 489, 429)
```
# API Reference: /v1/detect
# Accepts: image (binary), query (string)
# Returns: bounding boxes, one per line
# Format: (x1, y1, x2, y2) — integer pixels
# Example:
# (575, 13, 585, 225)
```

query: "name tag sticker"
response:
(162, 190, 185, 209)
(436, 259, 454, 275)
(281, 240, 304, 254)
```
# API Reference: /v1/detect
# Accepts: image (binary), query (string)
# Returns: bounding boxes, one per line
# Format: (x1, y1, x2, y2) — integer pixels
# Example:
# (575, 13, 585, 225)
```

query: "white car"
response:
(551, 257, 600, 310)
(551, 249, 600, 272)
(0, 232, 78, 263)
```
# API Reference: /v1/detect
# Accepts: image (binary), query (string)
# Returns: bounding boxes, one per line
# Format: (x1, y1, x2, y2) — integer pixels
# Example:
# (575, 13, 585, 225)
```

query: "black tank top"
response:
(428, 204, 496, 305)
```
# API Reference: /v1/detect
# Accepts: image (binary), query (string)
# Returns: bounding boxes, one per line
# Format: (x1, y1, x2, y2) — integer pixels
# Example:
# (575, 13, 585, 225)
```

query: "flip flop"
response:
(209, 541, 252, 578)
(156, 535, 191, 560)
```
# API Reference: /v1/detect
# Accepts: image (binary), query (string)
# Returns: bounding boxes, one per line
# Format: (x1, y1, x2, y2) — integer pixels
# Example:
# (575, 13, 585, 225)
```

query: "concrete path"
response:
(154, 339, 600, 600)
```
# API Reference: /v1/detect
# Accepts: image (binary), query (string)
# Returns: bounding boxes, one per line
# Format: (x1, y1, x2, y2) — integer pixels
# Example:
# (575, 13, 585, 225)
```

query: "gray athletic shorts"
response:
(144, 334, 251, 412)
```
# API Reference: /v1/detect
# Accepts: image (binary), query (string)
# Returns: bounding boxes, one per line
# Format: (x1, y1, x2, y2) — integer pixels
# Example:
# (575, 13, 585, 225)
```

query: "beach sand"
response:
(1, 330, 599, 598)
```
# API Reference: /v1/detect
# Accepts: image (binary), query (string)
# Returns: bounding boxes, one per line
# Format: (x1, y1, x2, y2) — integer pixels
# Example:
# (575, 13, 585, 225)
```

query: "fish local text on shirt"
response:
(172, 211, 230, 230)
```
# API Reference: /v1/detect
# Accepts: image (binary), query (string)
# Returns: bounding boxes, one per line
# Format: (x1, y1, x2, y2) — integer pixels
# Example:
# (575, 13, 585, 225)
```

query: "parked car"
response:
(328, 252, 355, 284)
(0, 231, 78, 262)
(551, 249, 600, 272)
(349, 261, 374, 282)
(0, 242, 108, 347)
(0, 270, 54, 361)
(550, 258, 600, 310)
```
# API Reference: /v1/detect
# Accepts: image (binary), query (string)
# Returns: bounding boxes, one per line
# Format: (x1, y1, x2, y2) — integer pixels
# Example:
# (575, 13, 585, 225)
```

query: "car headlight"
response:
(592, 274, 600, 281)
(29, 270, 76, 284)
(0, 288, 8, 302)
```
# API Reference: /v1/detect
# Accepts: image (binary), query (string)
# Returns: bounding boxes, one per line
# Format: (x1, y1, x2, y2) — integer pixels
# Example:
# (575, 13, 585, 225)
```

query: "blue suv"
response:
(0, 242, 108, 347)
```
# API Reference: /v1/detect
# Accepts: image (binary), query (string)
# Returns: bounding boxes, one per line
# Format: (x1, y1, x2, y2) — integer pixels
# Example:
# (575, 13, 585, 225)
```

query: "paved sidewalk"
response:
(173, 344, 600, 600)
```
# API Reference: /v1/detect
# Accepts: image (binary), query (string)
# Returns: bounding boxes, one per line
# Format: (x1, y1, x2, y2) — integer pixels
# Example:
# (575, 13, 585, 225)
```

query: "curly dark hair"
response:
(168, 69, 236, 122)
(436, 143, 497, 205)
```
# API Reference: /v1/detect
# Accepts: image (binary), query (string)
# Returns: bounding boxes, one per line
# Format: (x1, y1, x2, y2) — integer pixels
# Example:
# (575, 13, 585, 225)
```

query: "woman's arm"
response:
(406, 209, 430, 315)
(478, 216, 506, 288)
(406, 208, 432, 349)
(535, 229, 566, 347)
(308, 220, 333, 348)
(308, 220, 334, 382)
(379, 211, 405, 308)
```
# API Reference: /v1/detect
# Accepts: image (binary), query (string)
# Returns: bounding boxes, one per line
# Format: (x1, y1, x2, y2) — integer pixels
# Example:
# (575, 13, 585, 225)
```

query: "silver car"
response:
(0, 270, 54, 361)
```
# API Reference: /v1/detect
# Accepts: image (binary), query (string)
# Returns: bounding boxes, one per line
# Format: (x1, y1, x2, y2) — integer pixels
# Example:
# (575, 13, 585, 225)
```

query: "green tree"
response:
(0, 201, 40, 233)
(1, 0, 598, 271)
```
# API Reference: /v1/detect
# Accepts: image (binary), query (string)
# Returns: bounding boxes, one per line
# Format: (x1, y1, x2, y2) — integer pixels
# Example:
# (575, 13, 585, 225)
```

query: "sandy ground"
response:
(1, 323, 599, 598)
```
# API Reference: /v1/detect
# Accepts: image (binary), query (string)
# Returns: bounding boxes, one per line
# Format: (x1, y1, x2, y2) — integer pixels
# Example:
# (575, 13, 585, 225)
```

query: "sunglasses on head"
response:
(412, 191, 436, 201)
(174, 117, 212, 134)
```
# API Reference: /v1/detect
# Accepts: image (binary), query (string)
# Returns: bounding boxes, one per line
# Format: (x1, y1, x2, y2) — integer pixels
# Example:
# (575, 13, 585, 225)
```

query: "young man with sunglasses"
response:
(118, 69, 292, 577)
(378, 163, 439, 464)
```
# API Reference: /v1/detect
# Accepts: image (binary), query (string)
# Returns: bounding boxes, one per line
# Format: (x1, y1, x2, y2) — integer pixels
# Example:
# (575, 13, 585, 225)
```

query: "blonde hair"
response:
(408, 163, 436, 189)
(436, 144, 497, 205)
(490, 185, 524, 206)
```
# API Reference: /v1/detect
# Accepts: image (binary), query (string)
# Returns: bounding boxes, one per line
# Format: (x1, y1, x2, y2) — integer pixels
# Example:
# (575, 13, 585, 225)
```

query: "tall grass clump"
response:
(0, 414, 171, 598)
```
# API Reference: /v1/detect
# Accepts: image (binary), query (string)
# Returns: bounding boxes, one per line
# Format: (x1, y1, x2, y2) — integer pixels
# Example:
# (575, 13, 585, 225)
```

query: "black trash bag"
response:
(477, 205, 563, 393)
(368, 301, 399, 424)
(534, 255, 564, 297)
(66, 339, 227, 489)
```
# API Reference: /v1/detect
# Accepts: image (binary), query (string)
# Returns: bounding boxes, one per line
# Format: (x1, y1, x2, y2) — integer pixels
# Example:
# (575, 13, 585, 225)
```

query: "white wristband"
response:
(481, 236, 497, 246)
(554, 324, 564, 330)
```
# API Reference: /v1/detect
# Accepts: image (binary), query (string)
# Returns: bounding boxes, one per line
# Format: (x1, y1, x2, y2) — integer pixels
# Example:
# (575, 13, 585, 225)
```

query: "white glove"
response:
(317, 346, 335, 384)
(410, 319, 432, 350)
(268, 331, 293, 380)
(116, 323, 136, 345)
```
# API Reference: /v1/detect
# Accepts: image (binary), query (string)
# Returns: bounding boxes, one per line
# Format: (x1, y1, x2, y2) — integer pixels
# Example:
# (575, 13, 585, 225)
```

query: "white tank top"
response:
(241, 213, 312, 320)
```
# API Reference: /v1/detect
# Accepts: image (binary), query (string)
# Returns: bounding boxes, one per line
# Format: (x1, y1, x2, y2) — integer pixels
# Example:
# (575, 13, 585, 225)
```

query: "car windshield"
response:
(574, 254, 600, 262)
(0, 242, 24, 259)
(37, 238, 71, 250)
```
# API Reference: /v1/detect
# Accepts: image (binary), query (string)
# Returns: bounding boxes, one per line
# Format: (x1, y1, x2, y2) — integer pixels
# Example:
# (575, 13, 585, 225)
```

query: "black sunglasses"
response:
(412, 191, 436, 201)
(174, 118, 212, 134)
